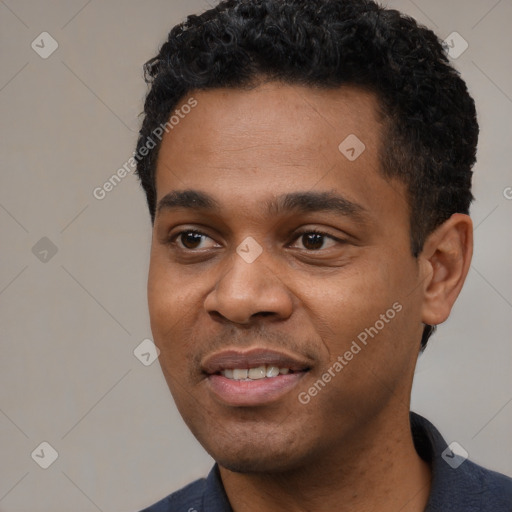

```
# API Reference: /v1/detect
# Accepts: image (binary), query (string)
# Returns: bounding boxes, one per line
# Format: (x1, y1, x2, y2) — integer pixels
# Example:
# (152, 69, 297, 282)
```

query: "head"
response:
(135, 0, 477, 472)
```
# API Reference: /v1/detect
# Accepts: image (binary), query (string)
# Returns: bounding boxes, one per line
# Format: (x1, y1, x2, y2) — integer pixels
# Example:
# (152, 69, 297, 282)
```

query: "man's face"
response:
(148, 82, 426, 472)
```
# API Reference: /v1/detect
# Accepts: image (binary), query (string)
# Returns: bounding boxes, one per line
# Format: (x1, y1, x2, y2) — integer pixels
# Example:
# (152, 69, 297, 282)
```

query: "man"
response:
(135, 0, 512, 510)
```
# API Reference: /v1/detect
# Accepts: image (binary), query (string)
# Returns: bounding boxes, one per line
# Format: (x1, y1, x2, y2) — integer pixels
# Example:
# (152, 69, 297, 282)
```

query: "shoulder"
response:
(138, 464, 231, 512)
(139, 477, 206, 512)
(451, 458, 512, 511)
(411, 412, 512, 512)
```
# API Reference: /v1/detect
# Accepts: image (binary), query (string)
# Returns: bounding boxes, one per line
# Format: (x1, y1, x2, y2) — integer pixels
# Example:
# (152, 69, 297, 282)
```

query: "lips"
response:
(201, 348, 312, 375)
(201, 347, 313, 407)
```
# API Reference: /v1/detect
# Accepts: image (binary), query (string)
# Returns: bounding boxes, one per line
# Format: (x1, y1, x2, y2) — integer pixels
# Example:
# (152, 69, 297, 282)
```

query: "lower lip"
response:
(206, 372, 306, 406)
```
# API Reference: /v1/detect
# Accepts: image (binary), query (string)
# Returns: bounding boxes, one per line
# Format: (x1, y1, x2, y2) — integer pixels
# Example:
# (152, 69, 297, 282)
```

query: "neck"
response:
(219, 409, 431, 512)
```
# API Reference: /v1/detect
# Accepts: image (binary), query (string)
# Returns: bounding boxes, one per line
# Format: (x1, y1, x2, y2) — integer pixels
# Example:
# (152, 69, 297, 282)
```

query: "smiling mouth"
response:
(219, 365, 300, 380)
(201, 348, 312, 406)
(201, 347, 313, 377)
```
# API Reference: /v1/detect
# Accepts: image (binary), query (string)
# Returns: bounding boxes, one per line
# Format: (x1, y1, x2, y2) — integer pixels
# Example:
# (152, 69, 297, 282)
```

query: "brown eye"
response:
(167, 229, 219, 250)
(291, 230, 340, 251)
(302, 233, 325, 250)
(179, 231, 205, 249)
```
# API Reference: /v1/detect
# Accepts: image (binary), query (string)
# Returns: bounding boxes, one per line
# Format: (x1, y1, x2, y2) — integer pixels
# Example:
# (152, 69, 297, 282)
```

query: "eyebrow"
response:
(156, 189, 368, 222)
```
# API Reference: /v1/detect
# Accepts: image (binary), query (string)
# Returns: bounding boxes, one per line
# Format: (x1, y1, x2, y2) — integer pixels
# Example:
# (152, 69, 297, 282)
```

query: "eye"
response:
(290, 229, 341, 251)
(165, 228, 343, 252)
(170, 229, 218, 250)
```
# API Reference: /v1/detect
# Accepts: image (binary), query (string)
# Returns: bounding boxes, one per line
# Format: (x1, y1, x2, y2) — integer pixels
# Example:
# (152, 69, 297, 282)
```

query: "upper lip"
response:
(201, 347, 313, 375)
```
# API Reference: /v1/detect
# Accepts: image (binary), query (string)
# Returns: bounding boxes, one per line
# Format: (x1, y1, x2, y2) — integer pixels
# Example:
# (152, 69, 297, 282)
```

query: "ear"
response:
(419, 213, 473, 326)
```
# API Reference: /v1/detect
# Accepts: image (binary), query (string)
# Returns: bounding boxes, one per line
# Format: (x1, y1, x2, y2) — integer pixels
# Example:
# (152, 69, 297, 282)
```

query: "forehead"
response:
(157, 82, 381, 170)
(154, 82, 405, 222)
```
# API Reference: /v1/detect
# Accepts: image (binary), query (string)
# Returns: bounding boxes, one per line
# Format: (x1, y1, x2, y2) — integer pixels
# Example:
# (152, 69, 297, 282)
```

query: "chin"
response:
(197, 426, 316, 474)
(214, 450, 307, 474)
(174, 391, 324, 474)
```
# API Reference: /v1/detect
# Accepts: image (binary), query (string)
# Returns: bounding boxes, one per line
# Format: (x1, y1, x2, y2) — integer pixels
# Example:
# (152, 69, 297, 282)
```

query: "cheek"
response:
(148, 258, 174, 331)
(147, 249, 215, 388)
(147, 251, 192, 358)
(310, 264, 396, 329)
(147, 245, 195, 319)
(304, 252, 417, 367)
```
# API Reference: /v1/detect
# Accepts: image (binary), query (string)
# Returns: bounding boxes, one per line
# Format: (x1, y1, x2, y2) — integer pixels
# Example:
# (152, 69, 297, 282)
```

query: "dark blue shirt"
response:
(140, 412, 512, 511)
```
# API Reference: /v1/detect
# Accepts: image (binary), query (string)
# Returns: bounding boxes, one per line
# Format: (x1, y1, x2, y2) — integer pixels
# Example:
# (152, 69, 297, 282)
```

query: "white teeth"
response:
(248, 366, 266, 379)
(232, 369, 248, 380)
(220, 364, 293, 380)
(266, 366, 280, 378)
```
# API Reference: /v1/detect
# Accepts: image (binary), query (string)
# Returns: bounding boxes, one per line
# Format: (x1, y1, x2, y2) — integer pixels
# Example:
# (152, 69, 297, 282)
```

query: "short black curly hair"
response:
(135, 0, 478, 350)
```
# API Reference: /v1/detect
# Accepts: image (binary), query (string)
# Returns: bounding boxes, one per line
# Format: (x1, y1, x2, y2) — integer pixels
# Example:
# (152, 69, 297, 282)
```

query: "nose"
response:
(204, 247, 294, 325)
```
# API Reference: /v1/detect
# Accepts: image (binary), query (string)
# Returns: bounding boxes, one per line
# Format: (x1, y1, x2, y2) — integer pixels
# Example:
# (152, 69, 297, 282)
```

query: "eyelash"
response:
(166, 228, 344, 251)
(291, 229, 343, 249)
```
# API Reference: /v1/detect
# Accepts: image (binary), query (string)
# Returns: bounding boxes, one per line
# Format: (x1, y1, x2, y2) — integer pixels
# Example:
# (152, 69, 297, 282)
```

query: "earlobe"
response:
(419, 213, 473, 326)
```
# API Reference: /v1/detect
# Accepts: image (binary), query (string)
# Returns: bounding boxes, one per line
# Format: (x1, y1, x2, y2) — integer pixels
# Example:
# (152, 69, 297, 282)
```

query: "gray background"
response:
(0, 0, 511, 510)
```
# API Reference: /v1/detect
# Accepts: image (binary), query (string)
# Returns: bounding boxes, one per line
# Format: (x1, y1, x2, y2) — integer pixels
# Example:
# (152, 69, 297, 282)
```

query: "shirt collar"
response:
(203, 463, 233, 511)
(201, 412, 468, 511)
